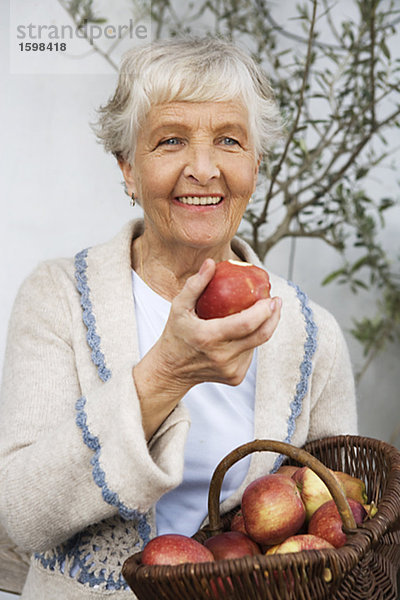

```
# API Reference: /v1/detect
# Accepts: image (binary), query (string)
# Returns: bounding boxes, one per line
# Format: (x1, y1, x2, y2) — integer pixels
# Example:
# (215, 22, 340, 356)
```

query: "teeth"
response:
(177, 196, 222, 205)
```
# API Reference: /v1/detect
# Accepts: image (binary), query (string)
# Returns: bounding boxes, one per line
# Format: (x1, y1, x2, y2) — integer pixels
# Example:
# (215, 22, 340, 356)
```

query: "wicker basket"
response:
(122, 436, 400, 599)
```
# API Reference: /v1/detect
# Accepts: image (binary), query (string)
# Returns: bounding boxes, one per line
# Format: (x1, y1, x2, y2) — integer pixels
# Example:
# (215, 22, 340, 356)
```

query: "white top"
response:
(132, 269, 256, 536)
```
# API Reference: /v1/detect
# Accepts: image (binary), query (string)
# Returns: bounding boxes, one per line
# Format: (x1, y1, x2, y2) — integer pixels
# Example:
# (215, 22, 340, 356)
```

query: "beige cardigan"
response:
(0, 220, 357, 598)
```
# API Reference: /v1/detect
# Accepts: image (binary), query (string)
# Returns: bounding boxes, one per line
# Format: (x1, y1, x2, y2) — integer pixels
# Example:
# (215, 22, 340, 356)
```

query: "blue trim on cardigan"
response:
(75, 397, 152, 542)
(272, 282, 318, 472)
(70, 246, 151, 588)
(74, 248, 112, 383)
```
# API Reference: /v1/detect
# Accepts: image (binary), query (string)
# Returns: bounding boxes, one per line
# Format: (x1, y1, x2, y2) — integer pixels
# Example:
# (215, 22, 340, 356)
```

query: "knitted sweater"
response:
(0, 219, 357, 599)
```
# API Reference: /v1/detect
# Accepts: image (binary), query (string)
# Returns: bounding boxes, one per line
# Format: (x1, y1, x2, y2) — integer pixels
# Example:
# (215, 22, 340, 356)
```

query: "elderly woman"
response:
(0, 37, 357, 598)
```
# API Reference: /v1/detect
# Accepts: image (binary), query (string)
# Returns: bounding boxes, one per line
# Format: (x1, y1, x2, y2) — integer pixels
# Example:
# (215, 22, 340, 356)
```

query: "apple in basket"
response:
(308, 498, 367, 548)
(264, 534, 334, 593)
(141, 533, 214, 565)
(292, 466, 345, 521)
(204, 531, 261, 560)
(275, 464, 300, 478)
(195, 260, 271, 319)
(265, 533, 334, 555)
(334, 471, 368, 504)
(230, 509, 247, 535)
(203, 531, 261, 598)
(241, 473, 306, 546)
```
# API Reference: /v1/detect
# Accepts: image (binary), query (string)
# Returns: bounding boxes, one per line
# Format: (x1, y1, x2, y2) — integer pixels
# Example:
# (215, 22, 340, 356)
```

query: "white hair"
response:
(94, 37, 283, 164)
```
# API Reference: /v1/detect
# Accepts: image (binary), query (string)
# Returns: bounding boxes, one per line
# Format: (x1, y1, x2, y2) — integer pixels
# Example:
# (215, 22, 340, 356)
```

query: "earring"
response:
(130, 192, 136, 207)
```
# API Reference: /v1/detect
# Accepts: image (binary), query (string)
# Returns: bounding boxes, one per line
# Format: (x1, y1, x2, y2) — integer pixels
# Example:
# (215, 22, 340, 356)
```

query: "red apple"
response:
(230, 509, 247, 535)
(269, 534, 334, 554)
(204, 531, 261, 560)
(241, 473, 306, 546)
(276, 465, 300, 478)
(141, 534, 214, 565)
(292, 466, 344, 521)
(196, 260, 271, 319)
(308, 499, 367, 548)
(334, 471, 368, 504)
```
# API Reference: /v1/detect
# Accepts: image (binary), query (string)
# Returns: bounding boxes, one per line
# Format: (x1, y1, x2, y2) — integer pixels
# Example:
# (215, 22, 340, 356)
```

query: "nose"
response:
(183, 144, 220, 185)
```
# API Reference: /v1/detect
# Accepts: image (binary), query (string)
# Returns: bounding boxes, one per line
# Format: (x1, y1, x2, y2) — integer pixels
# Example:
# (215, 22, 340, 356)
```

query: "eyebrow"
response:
(214, 122, 249, 137)
(150, 121, 249, 138)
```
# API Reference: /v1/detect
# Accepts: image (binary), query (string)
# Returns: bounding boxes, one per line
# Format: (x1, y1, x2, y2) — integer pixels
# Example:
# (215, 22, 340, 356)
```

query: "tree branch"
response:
(57, 0, 119, 70)
(290, 105, 400, 210)
(369, 0, 377, 129)
(254, 0, 318, 239)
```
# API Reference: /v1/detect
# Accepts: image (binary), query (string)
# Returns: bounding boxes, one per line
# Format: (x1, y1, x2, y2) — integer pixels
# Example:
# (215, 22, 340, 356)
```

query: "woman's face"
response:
(121, 101, 260, 254)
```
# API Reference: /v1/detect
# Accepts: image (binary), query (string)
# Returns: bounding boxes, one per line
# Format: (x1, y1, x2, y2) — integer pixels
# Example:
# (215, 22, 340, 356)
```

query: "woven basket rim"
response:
(123, 535, 364, 577)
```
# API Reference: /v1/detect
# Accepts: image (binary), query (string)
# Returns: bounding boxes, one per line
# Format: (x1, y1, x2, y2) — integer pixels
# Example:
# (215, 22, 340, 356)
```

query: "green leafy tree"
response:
(59, 0, 400, 387)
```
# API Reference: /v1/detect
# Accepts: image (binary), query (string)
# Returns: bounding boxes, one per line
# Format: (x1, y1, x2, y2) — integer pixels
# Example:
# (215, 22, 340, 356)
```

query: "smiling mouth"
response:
(175, 195, 223, 206)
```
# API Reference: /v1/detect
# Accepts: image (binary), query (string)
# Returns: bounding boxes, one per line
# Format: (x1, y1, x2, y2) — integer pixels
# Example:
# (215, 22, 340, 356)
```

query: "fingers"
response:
(207, 296, 282, 343)
(185, 296, 281, 369)
(200, 298, 281, 375)
(160, 292, 282, 390)
(167, 266, 281, 388)
(243, 296, 282, 349)
(174, 258, 216, 311)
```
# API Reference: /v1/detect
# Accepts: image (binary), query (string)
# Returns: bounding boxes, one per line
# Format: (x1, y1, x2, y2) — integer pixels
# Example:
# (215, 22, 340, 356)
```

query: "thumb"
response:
(176, 258, 216, 311)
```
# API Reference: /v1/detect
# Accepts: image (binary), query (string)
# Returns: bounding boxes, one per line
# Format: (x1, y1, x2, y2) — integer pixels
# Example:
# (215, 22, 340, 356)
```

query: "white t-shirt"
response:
(132, 270, 256, 537)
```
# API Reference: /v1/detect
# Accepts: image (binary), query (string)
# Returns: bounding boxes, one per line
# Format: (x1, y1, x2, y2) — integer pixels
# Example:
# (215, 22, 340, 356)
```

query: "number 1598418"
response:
(19, 42, 67, 51)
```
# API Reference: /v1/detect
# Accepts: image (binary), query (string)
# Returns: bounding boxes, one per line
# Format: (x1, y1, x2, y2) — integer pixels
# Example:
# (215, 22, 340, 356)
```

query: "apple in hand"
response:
(204, 531, 261, 560)
(141, 534, 214, 565)
(292, 466, 344, 521)
(241, 473, 306, 546)
(196, 259, 271, 319)
(334, 471, 368, 504)
(308, 499, 367, 548)
(266, 534, 334, 555)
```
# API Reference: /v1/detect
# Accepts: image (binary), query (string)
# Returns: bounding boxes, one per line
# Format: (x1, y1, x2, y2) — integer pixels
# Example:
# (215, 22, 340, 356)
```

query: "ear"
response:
(118, 158, 136, 196)
(252, 154, 262, 190)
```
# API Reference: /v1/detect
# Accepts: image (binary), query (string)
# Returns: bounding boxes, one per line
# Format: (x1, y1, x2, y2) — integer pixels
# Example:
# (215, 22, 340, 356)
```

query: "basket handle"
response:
(207, 439, 357, 536)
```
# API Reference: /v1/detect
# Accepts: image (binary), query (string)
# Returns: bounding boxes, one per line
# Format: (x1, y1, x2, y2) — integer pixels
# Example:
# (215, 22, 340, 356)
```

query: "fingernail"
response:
(271, 297, 282, 312)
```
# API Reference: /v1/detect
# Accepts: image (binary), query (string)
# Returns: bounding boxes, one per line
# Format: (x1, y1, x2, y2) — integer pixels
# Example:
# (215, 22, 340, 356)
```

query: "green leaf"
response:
(355, 167, 369, 179)
(379, 198, 396, 211)
(350, 255, 373, 273)
(380, 39, 391, 60)
(322, 269, 346, 286)
(352, 279, 369, 290)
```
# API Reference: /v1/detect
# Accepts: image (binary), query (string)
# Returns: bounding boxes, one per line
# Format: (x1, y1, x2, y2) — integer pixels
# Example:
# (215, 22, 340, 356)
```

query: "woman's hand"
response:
(133, 258, 281, 440)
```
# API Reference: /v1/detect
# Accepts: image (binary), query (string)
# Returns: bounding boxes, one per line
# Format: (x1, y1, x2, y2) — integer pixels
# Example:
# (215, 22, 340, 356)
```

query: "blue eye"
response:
(222, 137, 239, 146)
(161, 137, 181, 146)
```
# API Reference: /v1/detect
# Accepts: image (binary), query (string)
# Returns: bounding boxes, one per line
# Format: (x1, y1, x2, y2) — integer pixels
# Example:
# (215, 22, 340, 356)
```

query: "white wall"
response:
(0, 0, 399, 595)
